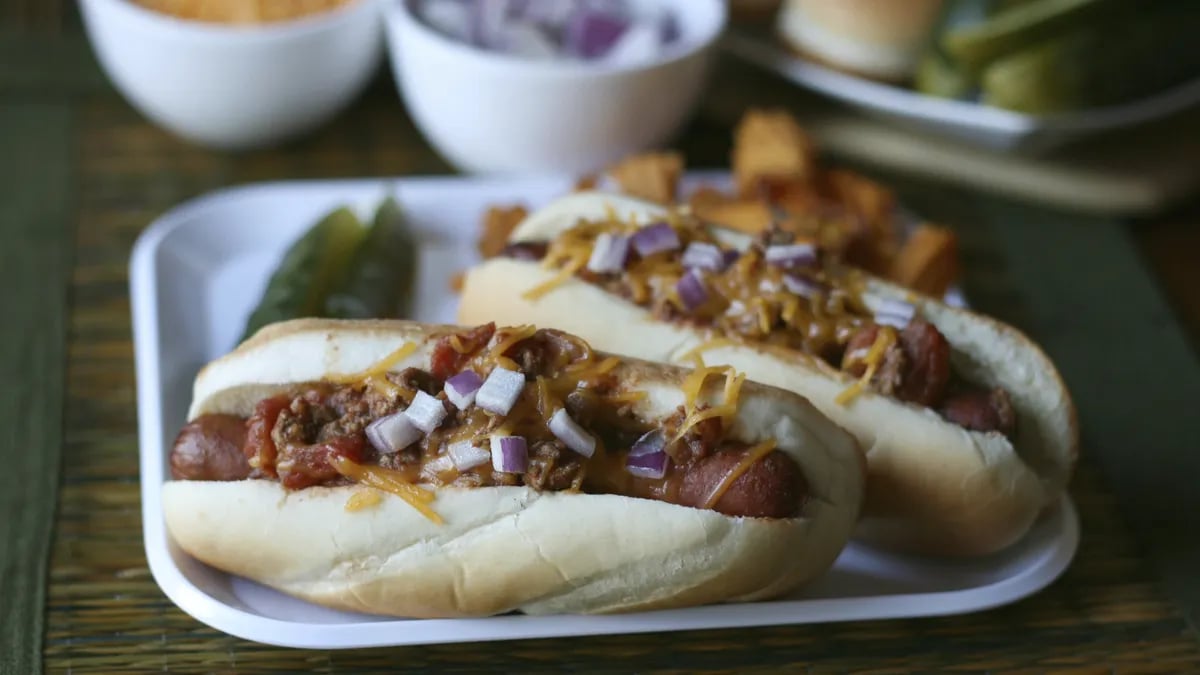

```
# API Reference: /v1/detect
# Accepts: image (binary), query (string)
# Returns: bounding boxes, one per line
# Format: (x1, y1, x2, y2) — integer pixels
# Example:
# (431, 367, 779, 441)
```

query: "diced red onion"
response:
(476, 366, 525, 416)
(765, 243, 818, 268)
(625, 449, 669, 480)
(723, 249, 741, 267)
(366, 412, 422, 455)
(444, 370, 483, 410)
(424, 454, 456, 476)
(587, 232, 629, 274)
(565, 6, 630, 59)
(631, 222, 680, 257)
(490, 435, 529, 473)
(629, 430, 665, 457)
(601, 21, 659, 66)
(447, 440, 491, 471)
(469, 0, 511, 49)
(549, 408, 595, 457)
(498, 22, 558, 59)
(783, 274, 826, 299)
(676, 270, 708, 311)
(874, 299, 916, 329)
(681, 242, 726, 271)
(404, 391, 448, 433)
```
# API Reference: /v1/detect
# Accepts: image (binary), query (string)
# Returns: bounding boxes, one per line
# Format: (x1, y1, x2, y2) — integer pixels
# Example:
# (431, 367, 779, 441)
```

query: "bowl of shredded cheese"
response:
(80, 0, 386, 149)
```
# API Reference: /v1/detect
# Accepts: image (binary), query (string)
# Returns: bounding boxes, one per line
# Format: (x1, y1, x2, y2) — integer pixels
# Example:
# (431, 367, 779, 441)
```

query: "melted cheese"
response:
(605, 390, 648, 405)
(702, 439, 777, 509)
(835, 328, 896, 406)
(344, 488, 383, 512)
(523, 252, 588, 300)
(487, 325, 537, 363)
(448, 334, 470, 353)
(326, 341, 418, 385)
(681, 364, 728, 414)
(332, 456, 443, 524)
(680, 338, 736, 365)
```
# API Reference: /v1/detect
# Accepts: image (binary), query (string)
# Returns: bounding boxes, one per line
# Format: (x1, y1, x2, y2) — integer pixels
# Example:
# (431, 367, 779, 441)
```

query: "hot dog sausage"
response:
(170, 414, 251, 481)
(677, 449, 808, 519)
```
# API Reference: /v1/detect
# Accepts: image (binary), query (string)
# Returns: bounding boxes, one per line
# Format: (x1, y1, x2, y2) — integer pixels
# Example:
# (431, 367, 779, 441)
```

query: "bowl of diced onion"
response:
(385, 0, 728, 173)
(79, 0, 387, 150)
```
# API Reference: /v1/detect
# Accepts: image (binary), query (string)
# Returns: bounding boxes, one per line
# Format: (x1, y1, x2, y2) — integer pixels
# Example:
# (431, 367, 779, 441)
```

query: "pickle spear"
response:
(325, 196, 418, 320)
(241, 206, 365, 341)
(942, 0, 1124, 72)
(982, 2, 1200, 113)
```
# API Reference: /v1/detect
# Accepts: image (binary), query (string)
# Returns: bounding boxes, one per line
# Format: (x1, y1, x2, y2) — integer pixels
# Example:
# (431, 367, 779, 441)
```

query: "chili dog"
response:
(459, 192, 1078, 556)
(164, 319, 864, 617)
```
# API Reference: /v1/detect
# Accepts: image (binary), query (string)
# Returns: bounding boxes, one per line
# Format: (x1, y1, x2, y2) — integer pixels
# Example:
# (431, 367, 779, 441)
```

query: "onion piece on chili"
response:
(783, 274, 825, 299)
(631, 222, 680, 257)
(629, 430, 665, 457)
(448, 440, 491, 471)
(626, 449, 669, 480)
(765, 243, 817, 268)
(681, 242, 726, 271)
(444, 370, 483, 410)
(549, 409, 596, 457)
(490, 435, 529, 473)
(676, 269, 708, 311)
(586, 232, 629, 273)
(476, 366, 525, 415)
(366, 412, 423, 454)
(424, 454, 456, 475)
(874, 298, 916, 329)
(404, 391, 448, 433)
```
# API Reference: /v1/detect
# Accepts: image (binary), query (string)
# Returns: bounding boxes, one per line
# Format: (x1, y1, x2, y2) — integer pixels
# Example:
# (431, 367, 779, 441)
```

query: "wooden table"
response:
(3, 6, 1200, 674)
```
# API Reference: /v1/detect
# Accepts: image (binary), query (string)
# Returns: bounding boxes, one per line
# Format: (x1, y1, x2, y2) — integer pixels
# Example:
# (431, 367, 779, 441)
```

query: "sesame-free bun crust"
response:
(165, 319, 864, 617)
(776, 0, 947, 81)
(458, 192, 1078, 556)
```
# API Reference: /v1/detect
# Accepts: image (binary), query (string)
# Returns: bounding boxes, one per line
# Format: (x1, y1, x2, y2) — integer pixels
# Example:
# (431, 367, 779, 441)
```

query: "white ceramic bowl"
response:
(385, 0, 728, 174)
(79, 0, 386, 150)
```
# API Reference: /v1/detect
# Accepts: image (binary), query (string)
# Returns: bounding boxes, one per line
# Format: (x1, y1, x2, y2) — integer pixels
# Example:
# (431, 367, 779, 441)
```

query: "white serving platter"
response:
(721, 30, 1200, 153)
(131, 174, 1079, 649)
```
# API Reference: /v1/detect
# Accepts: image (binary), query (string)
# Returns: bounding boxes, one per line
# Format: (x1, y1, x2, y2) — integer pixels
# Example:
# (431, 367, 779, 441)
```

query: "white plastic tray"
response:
(131, 174, 1079, 649)
(722, 30, 1200, 153)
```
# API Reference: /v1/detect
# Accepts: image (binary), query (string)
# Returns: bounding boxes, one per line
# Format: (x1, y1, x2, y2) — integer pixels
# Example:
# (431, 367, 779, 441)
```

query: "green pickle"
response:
(325, 196, 418, 320)
(981, 2, 1200, 113)
(942, 0, 1125, 72)
(240, 206, 365, 342)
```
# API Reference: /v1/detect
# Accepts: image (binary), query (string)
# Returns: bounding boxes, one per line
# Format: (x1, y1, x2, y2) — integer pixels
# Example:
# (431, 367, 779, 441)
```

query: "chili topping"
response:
(505, 212, 1017, 437)
(170, 324, 809, 523)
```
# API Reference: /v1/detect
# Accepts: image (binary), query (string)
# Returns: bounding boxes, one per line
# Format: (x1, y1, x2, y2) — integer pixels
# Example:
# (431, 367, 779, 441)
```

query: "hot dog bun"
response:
(776, 0, 946, 81)
(458, 192, 1078, 556)
(164, 319, 865, 617)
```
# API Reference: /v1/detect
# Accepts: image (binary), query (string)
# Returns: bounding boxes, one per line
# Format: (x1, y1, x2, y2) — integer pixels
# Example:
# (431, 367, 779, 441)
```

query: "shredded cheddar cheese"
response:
(326, 341, 418, 385)
(332, 456, 443, 524)
(835, 328, 896, 406)
(449, 334, 469, 353)
(523, 252, 588, 300)
(494, 356, 521, 372)
(344, 489, 383, 512)
(605, 390, 648, 405)
(488, 325, 538, 362)
(702, 439, 778, 509)
(680, 338, 736, 365)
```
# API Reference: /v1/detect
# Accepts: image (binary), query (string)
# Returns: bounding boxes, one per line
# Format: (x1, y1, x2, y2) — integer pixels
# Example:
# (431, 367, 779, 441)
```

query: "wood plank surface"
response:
(0, 104, 74, 675)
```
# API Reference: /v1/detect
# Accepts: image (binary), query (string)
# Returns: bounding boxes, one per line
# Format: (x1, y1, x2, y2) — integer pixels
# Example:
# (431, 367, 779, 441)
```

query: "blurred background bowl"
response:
(79, 0, 386, 151)
(385, 0, 728, 174)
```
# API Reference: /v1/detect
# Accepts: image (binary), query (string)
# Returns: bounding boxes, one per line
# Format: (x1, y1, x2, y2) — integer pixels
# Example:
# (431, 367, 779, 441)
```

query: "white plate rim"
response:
(721, 30, 1200, 140)
(131, 176, 1081, 649)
